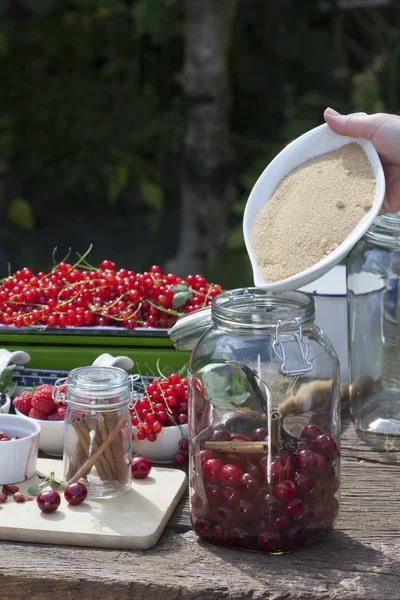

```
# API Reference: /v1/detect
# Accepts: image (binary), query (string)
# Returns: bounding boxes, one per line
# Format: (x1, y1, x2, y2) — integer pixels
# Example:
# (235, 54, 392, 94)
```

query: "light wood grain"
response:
(1, 411, 400, 600)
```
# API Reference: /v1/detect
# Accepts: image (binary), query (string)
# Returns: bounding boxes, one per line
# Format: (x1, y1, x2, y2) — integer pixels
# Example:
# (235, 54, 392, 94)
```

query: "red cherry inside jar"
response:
(191, 424, 339, 553)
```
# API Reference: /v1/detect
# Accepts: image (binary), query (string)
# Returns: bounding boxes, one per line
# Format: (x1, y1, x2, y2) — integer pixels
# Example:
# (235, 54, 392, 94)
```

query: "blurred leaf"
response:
(140, 179, 164, 211)
(0, 365, 16, 397)
(172, 283, 192, 309)
(231, 199, 247, 216)
(20, 0, 59, 16)
(239, 172, 259, 192)
(226, 224, 245, 251)
(107, 164, 129, 205)
(8, 198, 36, 230)
(0, 0, 9, 16)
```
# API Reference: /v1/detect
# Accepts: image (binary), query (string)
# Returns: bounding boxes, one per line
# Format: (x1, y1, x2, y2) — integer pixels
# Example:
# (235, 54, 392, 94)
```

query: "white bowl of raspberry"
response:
(0, 413, 41, 484)
(13, 385, 65, 457)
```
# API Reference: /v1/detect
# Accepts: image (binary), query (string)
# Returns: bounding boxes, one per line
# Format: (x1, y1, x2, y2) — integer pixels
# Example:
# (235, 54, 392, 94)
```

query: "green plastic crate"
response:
(0, 327, 190, 375)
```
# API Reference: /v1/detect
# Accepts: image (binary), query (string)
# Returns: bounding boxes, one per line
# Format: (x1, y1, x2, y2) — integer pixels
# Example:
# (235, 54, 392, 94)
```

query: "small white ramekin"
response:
(0, 414, 41, 484)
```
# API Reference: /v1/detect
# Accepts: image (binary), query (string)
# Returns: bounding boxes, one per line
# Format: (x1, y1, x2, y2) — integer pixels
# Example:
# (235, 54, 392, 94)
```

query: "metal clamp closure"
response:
(272, 318, 313, 376)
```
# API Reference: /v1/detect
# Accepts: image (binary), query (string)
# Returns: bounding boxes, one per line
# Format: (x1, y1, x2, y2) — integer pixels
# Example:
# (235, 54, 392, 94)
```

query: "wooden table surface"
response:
(1, 410, 400, 600)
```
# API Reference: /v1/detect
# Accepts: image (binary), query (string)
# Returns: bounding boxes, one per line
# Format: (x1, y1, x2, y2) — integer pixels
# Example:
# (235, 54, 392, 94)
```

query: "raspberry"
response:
(31, 384, 55, 415)
(14, 391, 33, 416)
(29, 407, 47, 420)
(57, 406, 67, 420)
(48, 411, 63, 421)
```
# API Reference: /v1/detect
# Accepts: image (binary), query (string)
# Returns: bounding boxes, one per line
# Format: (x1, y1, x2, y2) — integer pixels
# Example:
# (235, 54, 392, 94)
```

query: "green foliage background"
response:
(0, 0, 399, 286)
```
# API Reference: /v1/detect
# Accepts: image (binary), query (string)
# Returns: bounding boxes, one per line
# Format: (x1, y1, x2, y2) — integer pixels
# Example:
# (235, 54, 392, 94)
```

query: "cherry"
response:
(178, 438, 189, 452)
(64, 482, 88, 505)
(37, 490, 61, 513)
(295, 449, 317, 473)
(272, 516, 289, 530)
(258, 489, 281, 517)
(210, 428, 231, 442)
(194, 518, 212, 539)
(300, 424, 323, 445)
(264, 458, 285, 485)
(274, 480, 296, 501)
(203, 459, 223, 483)
(206, 483, 222, 507)
(220, 464, 244, 488)
(312, 434, 339, 460)
(237, 498, 255, 522)
(240, 472, 261, 497)
(220, 486, 240, 506)
(251, 427, 268, 441)
(131, 455, 152, 479)
(230, 527, 250, 548)
(283, 498, 303, 517)
(199, 449, 216, 463)
(173, 452, 187, 466)
(212, 505, 235, 528)
(293, 472, 315, 494)
(258, 530, 281, 552)
(230, 433, 250, 441)
(211, 524, 228, 543)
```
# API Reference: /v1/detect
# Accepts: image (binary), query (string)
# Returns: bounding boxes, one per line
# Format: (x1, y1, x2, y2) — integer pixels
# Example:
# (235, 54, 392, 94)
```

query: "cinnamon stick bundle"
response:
(66, 413, 129, 485)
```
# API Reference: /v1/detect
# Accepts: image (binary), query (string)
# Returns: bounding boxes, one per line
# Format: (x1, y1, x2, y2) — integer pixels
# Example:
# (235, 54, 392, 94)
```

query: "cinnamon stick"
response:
(68, 417, 127, 484)
(270, 408, 281, 451)
(70, 419, 113, 482)
(204, 441, 268, 454)
(97, 414, 118, 480)
(85, 415, 116, 481)
(105, 411, 130, 483)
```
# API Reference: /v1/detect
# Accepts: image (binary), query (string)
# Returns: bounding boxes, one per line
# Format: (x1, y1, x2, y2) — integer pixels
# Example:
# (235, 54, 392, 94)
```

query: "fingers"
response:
(324, 108, 387, 141)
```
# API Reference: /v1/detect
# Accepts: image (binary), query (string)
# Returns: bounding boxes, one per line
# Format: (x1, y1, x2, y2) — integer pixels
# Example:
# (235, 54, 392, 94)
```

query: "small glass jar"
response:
(347, 212, 400, 436)
(170, 288, 340, 553)
(54, 366, 133, 499)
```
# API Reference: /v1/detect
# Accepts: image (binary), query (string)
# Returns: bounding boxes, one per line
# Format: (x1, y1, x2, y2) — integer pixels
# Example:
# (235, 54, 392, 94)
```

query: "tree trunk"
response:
(168, 0, 238, 276)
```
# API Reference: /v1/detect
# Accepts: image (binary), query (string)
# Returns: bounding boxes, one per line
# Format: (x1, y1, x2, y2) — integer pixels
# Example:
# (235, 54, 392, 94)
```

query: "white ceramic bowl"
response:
(0, 396, 11, 414)
(132, 424, 188, 464)
(243, 123, 385, 292)
(14, 406, 64, 457)
(0, 414, 41, 484)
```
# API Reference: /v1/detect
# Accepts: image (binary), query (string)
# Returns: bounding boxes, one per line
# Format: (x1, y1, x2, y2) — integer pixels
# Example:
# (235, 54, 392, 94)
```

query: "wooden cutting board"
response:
(0, 458, 187, 550)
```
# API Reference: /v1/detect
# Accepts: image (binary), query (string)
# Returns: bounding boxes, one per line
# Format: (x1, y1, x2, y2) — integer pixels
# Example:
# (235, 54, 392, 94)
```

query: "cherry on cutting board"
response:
(131, 456, 152, 479)
(64, 482, 88, 506)
(37, 490, 61, 513)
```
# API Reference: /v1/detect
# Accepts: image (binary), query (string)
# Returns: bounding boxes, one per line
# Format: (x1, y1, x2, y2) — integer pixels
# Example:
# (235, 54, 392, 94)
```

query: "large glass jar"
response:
(54, 366, 133, 499)
(170, 288, 340, 553)
(347, 212, 400, 437)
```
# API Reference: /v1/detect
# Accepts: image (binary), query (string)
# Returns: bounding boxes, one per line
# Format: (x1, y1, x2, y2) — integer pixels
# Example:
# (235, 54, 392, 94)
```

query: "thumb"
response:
(324, 108, 382, 140)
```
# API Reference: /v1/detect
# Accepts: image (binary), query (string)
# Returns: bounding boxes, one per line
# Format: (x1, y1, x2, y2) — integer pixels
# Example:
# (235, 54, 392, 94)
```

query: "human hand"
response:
(324, 108, 400, 214)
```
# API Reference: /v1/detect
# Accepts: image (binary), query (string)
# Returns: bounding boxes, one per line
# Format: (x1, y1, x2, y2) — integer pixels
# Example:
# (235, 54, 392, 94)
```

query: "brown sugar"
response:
(251, 143, 375, 283)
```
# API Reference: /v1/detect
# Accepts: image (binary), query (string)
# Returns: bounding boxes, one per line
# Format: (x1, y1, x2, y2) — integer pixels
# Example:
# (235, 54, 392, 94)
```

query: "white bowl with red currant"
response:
(14, 385, 65, 456)
(131, 372, 189, 465)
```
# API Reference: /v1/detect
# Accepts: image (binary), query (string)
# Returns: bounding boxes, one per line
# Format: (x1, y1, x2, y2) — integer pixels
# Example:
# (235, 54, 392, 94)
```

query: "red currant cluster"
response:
(132, 373, 189, 464)
(0, 259, 222, 329)
(191, 424, 339, 553)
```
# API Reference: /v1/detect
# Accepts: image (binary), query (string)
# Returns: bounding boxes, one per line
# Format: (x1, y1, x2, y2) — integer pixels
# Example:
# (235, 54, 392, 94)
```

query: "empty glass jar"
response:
(170, 288, 340, 553)
(347, 212, 400, 436)
(54, 366, 133, 499)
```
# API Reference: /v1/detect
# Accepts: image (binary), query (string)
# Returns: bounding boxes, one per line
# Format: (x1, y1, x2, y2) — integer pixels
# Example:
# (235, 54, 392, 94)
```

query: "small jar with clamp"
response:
(53, 366, 134, 499)
(169, 288, 340, 553)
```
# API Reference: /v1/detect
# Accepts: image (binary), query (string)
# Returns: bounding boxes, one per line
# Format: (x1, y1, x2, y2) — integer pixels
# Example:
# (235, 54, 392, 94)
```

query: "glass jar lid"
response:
(169, 288, 315, 351)
(55, 366, 132, 409)
(365, 212, 400, 249)
(168, 306, 212, 351)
